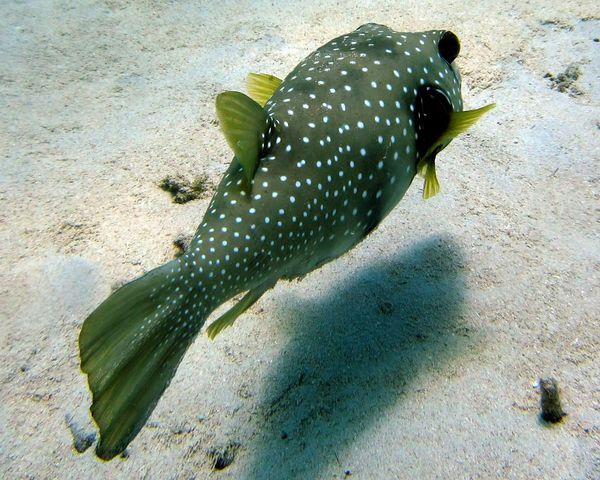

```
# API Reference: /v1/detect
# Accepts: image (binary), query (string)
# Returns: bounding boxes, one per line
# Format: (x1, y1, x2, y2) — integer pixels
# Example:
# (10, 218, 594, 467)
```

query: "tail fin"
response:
(79, 259, 206, 460)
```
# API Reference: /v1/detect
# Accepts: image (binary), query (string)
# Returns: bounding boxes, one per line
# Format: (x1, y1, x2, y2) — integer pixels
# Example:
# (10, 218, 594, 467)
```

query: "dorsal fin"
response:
(246, 73, 282, 106)
(216, 91, 270, 182)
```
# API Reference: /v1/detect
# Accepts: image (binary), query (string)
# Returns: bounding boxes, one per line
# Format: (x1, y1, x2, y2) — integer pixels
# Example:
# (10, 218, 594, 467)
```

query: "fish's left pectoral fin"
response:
(206, 280, 275, 339)
(246, 73, 282, 106)
(216, 91, 271, 182)
(442, 103, 496, 142)
(418, 159, 441, 199)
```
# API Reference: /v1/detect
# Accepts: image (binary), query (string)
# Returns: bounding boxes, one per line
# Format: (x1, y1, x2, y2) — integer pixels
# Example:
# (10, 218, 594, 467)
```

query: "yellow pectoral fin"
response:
(215, 91, 270, 182)
(441, 103, 496, 143)
(418, 103, 494, 200)
(246, 73, 283, 107)
(422, 160, 440, 200)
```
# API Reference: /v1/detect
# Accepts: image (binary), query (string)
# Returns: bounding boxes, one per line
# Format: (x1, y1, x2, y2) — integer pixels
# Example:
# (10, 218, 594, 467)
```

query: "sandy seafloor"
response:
(1, 0, 599, 478)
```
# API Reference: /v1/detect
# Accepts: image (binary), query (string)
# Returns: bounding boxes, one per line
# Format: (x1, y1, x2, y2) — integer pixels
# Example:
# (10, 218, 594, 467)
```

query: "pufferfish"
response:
(79, 23, 494, 459)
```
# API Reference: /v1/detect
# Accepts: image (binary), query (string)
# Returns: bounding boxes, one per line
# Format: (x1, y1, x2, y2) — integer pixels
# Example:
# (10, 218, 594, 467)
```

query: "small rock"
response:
(538, 377, 567, 423)
(173, 233, 194, 257)
(207, 441, 240, 470)
(171, 421, 195, 435)
(378, 301, 394, 315)
(111, 278, 128, 292)
(65, 414, 96, 453)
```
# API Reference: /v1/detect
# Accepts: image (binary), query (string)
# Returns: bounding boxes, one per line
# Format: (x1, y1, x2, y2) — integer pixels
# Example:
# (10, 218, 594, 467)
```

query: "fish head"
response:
(387, 27, 494, 199)
(350, 24, 464, 164)
(410, 30, 464, 162)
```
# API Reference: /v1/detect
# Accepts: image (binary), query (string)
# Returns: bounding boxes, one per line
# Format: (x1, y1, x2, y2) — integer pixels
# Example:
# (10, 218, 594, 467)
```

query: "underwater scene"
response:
(1, 0, 598, 478)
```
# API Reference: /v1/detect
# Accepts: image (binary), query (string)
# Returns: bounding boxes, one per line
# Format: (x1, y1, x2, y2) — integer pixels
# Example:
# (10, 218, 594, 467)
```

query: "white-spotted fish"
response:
(79, 23, 494, 459)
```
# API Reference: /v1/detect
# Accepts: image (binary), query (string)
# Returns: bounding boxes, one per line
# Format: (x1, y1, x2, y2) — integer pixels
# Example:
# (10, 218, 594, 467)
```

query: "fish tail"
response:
(79, 258, 208, 460)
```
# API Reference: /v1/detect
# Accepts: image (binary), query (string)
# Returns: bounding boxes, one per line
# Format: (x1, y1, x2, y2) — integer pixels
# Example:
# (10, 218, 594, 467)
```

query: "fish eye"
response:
(438, 31, 460, 64)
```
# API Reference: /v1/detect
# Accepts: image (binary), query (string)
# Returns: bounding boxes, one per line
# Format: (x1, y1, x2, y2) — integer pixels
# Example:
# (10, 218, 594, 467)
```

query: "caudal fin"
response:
(79, 259, 205, 460)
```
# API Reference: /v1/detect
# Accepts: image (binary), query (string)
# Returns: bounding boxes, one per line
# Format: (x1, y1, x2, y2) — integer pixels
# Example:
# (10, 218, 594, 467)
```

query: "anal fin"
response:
(206, 280, 275, 339)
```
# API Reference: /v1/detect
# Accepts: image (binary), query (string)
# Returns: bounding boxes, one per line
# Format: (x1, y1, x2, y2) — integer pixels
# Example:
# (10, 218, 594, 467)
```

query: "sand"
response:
(1, 0, 599, 478)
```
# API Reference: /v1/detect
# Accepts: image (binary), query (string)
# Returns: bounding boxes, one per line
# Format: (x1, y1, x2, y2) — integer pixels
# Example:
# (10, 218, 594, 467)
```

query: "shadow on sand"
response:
(242, 235, 469, 479)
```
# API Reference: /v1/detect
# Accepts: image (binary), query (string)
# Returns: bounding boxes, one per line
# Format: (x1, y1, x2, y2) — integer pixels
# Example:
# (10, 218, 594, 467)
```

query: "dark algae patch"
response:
(159, 174, 211, 204)
(544, 64, 583, 97)
(173, 233, 193, 258)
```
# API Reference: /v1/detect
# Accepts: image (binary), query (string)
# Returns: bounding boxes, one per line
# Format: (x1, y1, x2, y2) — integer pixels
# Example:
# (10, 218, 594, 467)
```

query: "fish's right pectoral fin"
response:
(246, 73, 282, 106)
(216, 91, 271, 183)
(441, 103, 496, 143)
(206, 281, 275, 339)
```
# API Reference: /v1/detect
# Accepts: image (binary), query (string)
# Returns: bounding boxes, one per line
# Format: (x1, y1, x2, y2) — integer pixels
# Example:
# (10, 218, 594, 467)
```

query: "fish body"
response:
(79, 24, 493, 459)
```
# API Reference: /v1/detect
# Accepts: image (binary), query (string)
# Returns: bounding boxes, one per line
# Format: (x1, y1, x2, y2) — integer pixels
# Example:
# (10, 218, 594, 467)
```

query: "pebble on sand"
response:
(538, 377, 567, 423)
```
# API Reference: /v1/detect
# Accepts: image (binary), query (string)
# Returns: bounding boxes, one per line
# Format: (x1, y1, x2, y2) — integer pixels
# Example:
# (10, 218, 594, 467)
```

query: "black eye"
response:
(439, 31, 460, 64)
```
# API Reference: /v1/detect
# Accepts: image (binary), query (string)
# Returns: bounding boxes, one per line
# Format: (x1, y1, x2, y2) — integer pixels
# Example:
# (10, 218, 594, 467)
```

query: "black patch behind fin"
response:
(415, 87, 453, 160)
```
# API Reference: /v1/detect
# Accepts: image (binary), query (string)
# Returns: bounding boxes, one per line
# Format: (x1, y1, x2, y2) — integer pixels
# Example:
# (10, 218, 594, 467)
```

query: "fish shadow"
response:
(242, 235, 469, 479)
